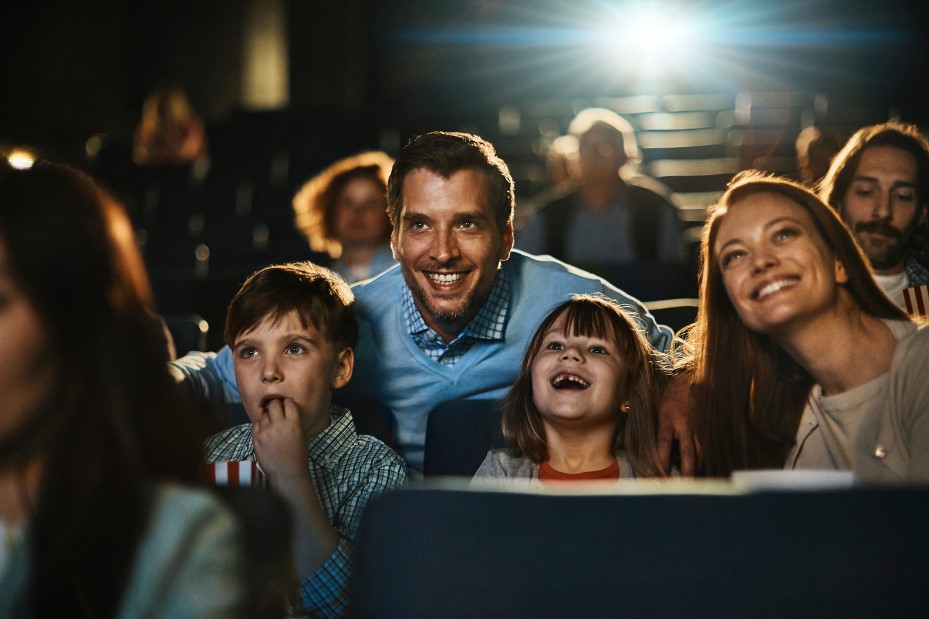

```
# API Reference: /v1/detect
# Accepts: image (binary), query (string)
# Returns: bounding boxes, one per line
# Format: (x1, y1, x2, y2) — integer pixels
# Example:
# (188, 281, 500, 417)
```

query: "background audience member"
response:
(472, 295, 668, 485)
(133, 87, 210, 172)
(685, 171, 928, 482)
(292, 151, 396, 283)
(0, 161, 243, 617)
(518, 107, 685, 269)
(819, 122, 929, 308)
(203, 261, 406, 618)
(171, 131, 675, 474)
(516, 134, 580, 232)
(543, 133, 579, 191)
(795, 125, 841, 187)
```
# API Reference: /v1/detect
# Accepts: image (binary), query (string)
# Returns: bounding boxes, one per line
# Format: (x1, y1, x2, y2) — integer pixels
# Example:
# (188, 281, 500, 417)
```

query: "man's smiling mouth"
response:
(426, 272, 466, 285)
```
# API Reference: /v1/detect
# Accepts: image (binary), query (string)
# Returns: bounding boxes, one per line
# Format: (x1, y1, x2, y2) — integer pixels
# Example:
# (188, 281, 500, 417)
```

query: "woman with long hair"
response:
(0, 160, 243, 616)
(684, 170, 928, 482)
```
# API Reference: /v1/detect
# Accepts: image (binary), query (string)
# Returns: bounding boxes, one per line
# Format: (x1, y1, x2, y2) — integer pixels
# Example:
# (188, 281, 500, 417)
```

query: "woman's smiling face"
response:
(714, 191, 848, 336)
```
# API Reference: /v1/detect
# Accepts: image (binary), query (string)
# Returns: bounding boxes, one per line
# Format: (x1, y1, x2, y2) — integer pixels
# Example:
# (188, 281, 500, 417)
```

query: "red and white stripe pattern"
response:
(903, 284, 929, 318)
(202, 461, 267, 487)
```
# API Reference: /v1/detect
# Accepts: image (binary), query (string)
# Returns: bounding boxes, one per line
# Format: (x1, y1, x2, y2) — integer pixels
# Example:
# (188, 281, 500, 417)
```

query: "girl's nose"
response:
(560, 346, 582, 362)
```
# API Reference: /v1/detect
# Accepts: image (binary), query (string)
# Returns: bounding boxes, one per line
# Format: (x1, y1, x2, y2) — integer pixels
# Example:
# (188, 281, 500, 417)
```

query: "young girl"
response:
(472, 294, 668, 485)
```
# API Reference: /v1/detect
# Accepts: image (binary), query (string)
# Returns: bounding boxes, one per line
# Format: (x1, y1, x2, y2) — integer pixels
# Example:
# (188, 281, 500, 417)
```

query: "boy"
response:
(203, 261, 406, 618)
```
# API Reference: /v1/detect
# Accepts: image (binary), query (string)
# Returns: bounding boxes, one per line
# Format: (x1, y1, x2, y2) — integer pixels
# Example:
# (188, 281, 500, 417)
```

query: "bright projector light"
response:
(627, 11, 693, 51)
(598, 6, 700, 74)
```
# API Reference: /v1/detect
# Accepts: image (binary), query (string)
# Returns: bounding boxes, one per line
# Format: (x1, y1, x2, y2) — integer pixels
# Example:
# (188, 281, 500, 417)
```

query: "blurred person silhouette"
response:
(292, 151, 396, 283)
(0, 160, 245, 617)
(543, 133, 579, 191)
(516, 134, 580, 232)
(795, 125, 840, 187)
(819, 122, 929, 308)
(518, 108, 685, 268)
(133, 87, 209, 174)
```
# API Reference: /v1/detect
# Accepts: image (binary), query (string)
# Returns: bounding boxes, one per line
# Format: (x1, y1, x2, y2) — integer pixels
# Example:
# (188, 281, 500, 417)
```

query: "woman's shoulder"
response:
(891, 320, 929, 365)
(119, 483, 244, 618)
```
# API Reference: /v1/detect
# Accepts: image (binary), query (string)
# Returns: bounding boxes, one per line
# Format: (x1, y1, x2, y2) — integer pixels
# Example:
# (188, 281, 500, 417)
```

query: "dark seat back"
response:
(354, 485, 929, 619)
(423, 399, 504, 478)
(211, 486, 292, 618)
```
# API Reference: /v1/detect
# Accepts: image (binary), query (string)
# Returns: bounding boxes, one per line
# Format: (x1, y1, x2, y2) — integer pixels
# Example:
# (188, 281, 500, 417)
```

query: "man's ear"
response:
(834, 258, 849, 284)
(330, 347, 354, 390)
(500, 220, 514, 262)
(390, 230, 400, 261)
(918, 203, 928, 229)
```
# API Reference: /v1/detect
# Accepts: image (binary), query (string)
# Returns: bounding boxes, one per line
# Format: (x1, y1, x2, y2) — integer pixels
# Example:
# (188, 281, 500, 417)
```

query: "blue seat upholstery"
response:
(423, 399, 504, 478)
(354, 485, 929, 618)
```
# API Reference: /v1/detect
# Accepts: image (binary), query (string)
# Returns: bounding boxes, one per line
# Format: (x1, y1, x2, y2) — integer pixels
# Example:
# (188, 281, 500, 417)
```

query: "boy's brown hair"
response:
(224, 261, 358, 351)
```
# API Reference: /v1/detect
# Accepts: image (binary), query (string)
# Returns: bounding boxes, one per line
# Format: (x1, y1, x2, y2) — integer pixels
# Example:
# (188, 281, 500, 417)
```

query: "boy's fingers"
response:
(263, 397, 286, 422)
(280, 397, 300, 420)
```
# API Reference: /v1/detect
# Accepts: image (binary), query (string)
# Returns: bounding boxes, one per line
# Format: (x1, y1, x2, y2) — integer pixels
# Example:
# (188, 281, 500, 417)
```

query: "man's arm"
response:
(657, 371, 698, 477)
(170, 346, 240, 404)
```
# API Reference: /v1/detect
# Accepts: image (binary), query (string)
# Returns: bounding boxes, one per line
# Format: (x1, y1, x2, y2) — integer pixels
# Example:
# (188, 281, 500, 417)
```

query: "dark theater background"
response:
(1, 0, 927, 349)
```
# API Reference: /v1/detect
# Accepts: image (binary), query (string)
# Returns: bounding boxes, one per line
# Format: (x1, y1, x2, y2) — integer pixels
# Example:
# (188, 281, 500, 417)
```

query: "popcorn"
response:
(903, 284, 929, 318)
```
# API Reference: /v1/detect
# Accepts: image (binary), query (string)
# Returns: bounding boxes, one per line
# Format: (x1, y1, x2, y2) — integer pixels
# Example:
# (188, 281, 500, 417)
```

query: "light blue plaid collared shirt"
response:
(403, 269, 510, 365)
(204, 406, 407, 618)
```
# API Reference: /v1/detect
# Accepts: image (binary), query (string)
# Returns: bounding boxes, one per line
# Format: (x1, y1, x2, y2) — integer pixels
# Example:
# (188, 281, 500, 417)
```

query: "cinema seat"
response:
(353, 484, 929, 619)
(423, 399, 504, 478)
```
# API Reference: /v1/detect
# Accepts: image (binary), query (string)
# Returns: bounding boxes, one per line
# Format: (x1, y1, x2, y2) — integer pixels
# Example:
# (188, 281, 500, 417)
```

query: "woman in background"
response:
(0, 160, 243, 617)
(133, 87, 209, 170)
(292, 151, 395, 283)
(684, 171, 928, 482)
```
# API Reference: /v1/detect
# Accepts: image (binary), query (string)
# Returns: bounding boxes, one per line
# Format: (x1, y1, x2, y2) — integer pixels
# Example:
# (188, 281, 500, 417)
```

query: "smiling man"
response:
(342, 132, 672, 471)
(820, 122, 929, 308)
(174, 132, 673, 473)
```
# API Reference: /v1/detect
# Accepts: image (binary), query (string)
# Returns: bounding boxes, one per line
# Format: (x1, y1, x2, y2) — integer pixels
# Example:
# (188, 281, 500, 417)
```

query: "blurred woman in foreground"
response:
(0, 160, 243, 616)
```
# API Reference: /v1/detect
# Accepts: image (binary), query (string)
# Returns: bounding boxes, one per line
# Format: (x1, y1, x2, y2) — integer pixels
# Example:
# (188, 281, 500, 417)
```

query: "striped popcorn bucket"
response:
(903, 284, 929, 318)
(202, 460, 267, 487)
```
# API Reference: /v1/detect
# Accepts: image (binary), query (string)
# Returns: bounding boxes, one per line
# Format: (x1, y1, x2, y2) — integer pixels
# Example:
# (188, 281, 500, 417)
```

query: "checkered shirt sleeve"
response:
(204, 410, 406, 618)
(297, 428, 407, 618)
